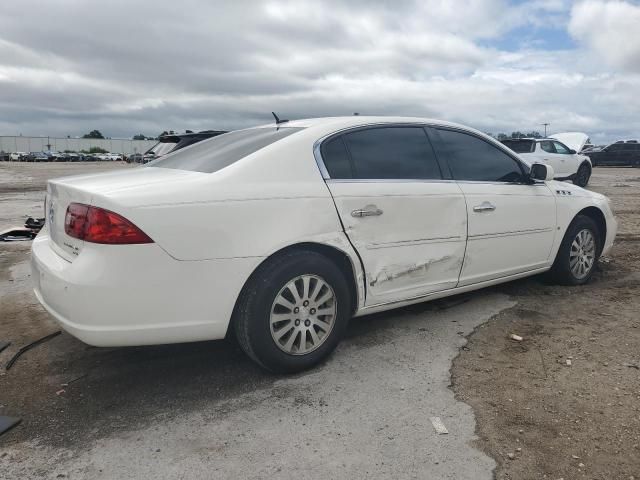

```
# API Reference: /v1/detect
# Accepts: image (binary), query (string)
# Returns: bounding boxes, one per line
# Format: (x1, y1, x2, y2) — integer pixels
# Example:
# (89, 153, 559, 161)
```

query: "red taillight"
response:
(64, 203, 153, 244)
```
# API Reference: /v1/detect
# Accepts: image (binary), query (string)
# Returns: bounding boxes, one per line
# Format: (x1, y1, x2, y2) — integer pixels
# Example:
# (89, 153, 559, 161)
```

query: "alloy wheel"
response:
(569, 228, 596, 279)
(269, 274, 337, 355)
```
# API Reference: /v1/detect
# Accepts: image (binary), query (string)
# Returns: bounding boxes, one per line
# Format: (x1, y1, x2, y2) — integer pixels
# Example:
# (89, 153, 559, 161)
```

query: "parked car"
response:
(9, 152, 27, 161)
(138, 130, 227, 163)
(585, 140, 640, 167)
(27, 151, 49, 162)
(106, 153, 123, 161)
(0, 151, 9, 161)
(126, 153, 143, 163)
(500, 132, 592, 187)
(32, 116, 617, 372)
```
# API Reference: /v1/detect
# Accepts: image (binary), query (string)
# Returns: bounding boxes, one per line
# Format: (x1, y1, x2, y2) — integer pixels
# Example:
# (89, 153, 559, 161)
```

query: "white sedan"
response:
(32, 116, 617, 372)
(500, 133, 592, 187)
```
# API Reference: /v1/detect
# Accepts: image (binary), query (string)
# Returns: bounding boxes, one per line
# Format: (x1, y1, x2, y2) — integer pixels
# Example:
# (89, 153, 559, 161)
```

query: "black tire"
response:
(549, 215, 601, 285)
(574, 163, 591, 187)
(234, 250, 352, 373)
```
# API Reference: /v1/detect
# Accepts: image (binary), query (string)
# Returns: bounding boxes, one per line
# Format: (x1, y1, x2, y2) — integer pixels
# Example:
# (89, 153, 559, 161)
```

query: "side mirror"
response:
(530, 163, 554, 181)
(569, 149, 576, 154)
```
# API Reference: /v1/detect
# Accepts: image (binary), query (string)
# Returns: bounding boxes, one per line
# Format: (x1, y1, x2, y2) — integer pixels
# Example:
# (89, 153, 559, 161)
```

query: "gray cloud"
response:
(0, 0, 638, 143)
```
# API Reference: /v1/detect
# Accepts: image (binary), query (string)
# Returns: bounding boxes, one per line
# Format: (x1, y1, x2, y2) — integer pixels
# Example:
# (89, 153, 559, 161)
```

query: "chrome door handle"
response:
(351, 205, 383, 217)
(473, 202, 496, 212)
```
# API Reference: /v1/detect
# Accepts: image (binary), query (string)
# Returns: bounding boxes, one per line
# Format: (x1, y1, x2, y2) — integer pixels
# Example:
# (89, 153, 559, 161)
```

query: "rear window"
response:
(147, 127, 303, 173)
(500, 139, 534, 153)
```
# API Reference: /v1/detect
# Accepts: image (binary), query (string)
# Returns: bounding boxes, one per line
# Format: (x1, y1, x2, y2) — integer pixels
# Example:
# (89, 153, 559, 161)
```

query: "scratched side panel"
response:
(326, 181, 468, 306)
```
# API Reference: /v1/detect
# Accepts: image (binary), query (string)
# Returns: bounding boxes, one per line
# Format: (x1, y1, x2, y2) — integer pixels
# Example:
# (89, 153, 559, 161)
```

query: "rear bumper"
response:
(31, 233, 261, 347)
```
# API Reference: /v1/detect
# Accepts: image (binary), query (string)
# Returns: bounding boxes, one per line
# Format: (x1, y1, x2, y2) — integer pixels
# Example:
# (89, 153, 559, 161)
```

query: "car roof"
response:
(254, 116, 477, 132)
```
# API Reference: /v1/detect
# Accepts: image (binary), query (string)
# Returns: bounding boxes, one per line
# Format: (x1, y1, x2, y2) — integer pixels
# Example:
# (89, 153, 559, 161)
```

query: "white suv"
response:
(501, 134, 592, 187)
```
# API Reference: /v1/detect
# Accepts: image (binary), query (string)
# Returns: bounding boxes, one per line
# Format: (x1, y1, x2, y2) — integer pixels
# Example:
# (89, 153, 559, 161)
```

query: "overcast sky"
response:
(1, 0, 639, 143)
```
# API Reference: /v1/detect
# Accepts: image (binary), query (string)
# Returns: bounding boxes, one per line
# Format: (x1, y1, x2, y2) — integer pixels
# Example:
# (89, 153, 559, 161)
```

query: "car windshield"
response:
(501, 139, 535, 153)
(147, 127, 304, 173)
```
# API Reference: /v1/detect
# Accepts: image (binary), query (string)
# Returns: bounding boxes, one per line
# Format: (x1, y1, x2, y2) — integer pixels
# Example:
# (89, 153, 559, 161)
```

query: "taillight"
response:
(64, 203, 153, 244)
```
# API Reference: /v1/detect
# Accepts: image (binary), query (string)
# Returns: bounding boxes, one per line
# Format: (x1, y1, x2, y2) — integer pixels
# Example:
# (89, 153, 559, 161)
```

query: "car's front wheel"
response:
(234, 250, 352, 373)
(574, 163, 591, 187)
(549, 215, 600, 285)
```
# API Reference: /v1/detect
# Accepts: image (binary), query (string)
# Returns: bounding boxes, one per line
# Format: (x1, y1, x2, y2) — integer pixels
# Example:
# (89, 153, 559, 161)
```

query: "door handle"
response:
(473, 201, 496, 213)
(351, 205, 383, 218)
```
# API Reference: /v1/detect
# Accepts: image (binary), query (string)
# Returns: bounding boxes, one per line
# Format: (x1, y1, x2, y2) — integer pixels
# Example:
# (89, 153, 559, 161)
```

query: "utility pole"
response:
(541, 123, 550, 137)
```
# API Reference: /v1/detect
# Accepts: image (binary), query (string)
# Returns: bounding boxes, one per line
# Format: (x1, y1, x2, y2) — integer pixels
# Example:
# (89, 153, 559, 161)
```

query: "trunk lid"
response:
(45, 167, 202, 261)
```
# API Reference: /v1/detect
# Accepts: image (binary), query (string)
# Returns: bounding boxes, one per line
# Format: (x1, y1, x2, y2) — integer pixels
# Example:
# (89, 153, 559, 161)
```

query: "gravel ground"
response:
(452, 167, 640, 479)
(0, 161, 637, 479)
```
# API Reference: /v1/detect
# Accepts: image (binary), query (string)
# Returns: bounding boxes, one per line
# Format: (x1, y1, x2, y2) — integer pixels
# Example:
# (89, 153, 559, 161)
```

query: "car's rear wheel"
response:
(234, 250, 352, 373)
(574, 163, 591, 187)
(549, 215, 600, 285)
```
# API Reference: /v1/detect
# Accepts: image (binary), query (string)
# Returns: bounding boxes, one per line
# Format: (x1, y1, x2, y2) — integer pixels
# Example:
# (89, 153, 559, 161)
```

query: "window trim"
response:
(428, 126, 530, 184)
(314, 123, 450, 182)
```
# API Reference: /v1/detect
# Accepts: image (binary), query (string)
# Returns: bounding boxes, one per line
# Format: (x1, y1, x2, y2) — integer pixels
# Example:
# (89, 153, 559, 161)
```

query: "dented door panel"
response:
(326, 181, 467, 305)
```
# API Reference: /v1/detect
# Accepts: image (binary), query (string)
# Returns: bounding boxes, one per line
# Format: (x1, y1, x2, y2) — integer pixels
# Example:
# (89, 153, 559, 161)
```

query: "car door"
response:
(429, 127, 557, 286)
(319, 125, 468, 306)
(552, 140, 579, 176)
(536, 140, 567, 176)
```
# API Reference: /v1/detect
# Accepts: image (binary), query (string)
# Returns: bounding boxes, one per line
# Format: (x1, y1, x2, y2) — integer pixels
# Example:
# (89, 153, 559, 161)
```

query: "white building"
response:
(0, 136, 156, 155)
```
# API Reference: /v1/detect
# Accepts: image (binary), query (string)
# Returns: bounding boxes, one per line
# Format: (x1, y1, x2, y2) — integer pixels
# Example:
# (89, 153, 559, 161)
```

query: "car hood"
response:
(549, 132, 589, 152)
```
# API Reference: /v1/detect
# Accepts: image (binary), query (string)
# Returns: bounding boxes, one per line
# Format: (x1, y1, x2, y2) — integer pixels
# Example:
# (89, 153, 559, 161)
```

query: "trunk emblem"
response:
(48, 201, 55, 225)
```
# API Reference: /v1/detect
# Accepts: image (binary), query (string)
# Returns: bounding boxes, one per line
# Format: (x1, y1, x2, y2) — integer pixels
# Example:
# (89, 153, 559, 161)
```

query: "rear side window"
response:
(501, 139, 534, 153)
(321, 137, 353, 178)
(148, 127, 303, 173)
(327, 126, 441, 180)
(434, 129, 523, 183)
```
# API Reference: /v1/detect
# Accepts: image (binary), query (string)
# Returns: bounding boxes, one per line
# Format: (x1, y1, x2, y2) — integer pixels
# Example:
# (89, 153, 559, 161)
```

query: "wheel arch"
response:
(230, 242, 362, 335)
(576, 206, 606, 254)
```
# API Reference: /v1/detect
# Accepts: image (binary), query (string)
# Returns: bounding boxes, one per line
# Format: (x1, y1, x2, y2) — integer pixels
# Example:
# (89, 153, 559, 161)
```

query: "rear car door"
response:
(319, 125, 468, 306)
(429, 128, 556, 286)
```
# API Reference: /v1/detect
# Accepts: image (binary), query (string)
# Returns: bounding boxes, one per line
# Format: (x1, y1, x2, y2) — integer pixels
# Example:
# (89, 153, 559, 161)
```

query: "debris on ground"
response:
(0, 341, 10, 355)
(0, 217, 45, 242)
(5, 331, 61, 371)
(623, 362, 639, 370)
(0, 416, 21, 437)
(430, 416, 449, 435)
(510, 334, 523, 342)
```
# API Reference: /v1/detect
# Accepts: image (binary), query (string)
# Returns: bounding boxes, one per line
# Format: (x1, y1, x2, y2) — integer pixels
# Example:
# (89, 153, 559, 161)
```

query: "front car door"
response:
(317, 125, 468, 306)
(552, 140, 580, 176)
(429, 127, 557, 286)
(536, 140, 568, 176)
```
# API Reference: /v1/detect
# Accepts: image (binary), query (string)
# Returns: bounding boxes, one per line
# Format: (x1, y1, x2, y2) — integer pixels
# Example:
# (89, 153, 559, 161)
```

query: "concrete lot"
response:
(0, 162, 638, 479)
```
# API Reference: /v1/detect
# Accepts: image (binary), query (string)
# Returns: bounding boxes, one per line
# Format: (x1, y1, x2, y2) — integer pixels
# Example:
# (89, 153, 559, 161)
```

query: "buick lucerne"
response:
(32, 117, 617, 372)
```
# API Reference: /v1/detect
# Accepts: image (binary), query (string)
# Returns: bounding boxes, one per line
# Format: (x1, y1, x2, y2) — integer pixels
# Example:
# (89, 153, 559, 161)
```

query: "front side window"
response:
(434, 129, 524, 183)
(553, 141, 570, 154)
(148, 127, 303, 173)
(332, 126, 441, 180)
(501, 139, 534, 153)
(540, 141, 556, 154)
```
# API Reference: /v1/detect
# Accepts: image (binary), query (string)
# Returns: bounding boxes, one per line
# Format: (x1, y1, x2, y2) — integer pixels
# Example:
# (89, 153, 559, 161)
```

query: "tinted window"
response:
(321, 137, 353, 178)
(540, 141, 556, 153)
(148, 127, 303, 173)
(435, 129, 523, 182)
(553, 141, 570, 154)
(340, 127, 441, 179)
(501, 139, 534, 153)
(608, 144, 623, 152)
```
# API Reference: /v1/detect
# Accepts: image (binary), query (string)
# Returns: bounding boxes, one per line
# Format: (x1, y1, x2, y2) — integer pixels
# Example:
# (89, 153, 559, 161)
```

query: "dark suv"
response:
(586, 141, 640, 167)
(131, 130, 227, 164)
